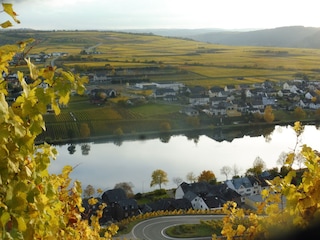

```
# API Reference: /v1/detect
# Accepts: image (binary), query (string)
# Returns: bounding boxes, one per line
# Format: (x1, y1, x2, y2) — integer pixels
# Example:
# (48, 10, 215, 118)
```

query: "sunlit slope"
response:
(6, 30, 320, 86)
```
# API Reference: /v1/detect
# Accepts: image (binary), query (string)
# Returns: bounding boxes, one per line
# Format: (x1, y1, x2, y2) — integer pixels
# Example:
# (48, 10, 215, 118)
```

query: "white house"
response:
(283, 82, 299, 94)
(305, 92, 314, 100)
(175, 182, 241, 210)
(188, 95, 210, 106)
(155, 82, 184, 91)
(226, 175, 272, 203)
(226, 177, 258, 203)
(92, 73, 108, 83)
(183, 191, 209, 210)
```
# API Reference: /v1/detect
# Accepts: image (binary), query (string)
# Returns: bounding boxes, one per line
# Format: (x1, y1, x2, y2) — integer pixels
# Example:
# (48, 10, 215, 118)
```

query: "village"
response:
(6, 49, 320, 123)
(84, 169, 286, 225)
(87, 71, 320, 122)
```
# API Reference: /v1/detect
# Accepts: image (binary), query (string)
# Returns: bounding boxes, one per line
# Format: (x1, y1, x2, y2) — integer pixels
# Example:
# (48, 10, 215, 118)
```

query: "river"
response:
(48, 124, 320, 194)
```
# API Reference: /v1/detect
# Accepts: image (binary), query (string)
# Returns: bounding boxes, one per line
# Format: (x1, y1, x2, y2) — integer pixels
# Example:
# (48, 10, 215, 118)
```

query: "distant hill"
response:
(2, 26, 320, 49)
(186, 26, 320, 48)
(120, 28, 228, 37)
(128, 26, 320, 49)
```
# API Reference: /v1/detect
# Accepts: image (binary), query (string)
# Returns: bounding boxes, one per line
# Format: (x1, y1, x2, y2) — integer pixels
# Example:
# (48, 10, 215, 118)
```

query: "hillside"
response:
(127, 26, 320, 49)
(187, 26, 320, 48)
(4, 29, 320, 88)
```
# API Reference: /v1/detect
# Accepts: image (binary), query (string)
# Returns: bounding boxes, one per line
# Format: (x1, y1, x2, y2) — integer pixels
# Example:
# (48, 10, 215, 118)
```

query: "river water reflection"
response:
(49, 125, 320, 194)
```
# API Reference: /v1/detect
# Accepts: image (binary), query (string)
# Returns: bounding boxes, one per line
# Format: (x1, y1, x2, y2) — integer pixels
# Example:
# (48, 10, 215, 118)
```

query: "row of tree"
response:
(148, 152, 304, 192)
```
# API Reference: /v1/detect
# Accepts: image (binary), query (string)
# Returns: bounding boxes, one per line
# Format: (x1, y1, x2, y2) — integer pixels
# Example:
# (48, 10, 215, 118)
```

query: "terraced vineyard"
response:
(38, 103, 179, 143)
(115, 108, 143, 119)
(71, 107, 123, 121)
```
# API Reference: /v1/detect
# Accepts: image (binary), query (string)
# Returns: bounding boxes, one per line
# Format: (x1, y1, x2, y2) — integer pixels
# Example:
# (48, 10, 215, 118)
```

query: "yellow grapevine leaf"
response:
(58, 93, 70, 105)
(285, 153, 295, 166)
(25, 58, 38, 80)
(0, 93, 9, 123)
(40, 66, 56, 82)
(0, 20, 13, 28)
(17, 38, 34, 49)
(261, 189, 269, 199)
(284, 170, 296, 185)
(0, 212, 10, 227)
(2, 3, 20, 23)
(16, 216, 27, 232)
(236, 224, 246, 235)
(62, 165, 73, 176)
(88, 198, 98, 206)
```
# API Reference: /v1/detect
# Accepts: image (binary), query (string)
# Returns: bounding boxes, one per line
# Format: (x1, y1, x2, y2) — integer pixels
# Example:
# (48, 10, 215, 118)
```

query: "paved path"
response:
(114, 215, 223, 240)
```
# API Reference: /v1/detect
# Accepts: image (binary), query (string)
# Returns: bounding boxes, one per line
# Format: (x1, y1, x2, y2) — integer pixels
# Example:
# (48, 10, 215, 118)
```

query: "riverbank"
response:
(37, 118, 317, 146)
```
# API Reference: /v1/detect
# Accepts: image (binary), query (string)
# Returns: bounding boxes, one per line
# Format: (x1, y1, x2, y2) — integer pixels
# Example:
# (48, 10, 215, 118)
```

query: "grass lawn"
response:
(165, 222, 223, 238)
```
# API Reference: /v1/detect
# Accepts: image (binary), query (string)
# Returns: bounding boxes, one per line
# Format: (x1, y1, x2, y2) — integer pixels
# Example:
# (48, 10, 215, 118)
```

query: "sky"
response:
(4, 0, 320, 31)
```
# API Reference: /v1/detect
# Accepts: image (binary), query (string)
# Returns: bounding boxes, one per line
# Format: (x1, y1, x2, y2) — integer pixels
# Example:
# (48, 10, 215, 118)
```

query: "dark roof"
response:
(202, 196, 224, 208)
(189, 86, 207, 95)
(231, 177, 252, 189)
(210, 86, 224, 92)
(180, 182, 211, 195)
(226, 85, 236, 89)
(183, 190, 198, 202)
(179, 182, 240, 202)
(171, 198, 192, 210)
(117, 199, 138, 209)
(144, 198, 175, 212)
(140, 198, 192, 213)
(102, 188, 127, 203)
(155, 88, 175, 94)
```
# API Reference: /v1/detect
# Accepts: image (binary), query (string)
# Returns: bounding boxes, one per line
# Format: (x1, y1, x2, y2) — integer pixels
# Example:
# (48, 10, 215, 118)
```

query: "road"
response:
(116, 215, 223, 240)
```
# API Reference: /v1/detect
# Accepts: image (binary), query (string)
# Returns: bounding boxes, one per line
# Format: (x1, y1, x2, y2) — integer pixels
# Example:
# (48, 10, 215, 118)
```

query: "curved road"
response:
(117, 215, 223, 240)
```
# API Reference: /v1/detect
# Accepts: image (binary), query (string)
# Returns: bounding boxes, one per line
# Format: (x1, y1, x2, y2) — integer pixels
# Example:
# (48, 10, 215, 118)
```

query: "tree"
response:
(220, 166, 232, 180)
(186, 172, 197, 183)
(150, 169, 169, 189)
(0, 5, 118, 239)
(84, 184, 96, 198)
(81, 143, 91, 155)
(159, 121, 171, 132)
(278, 151, 305, 170)
(231, 164, 241, 178)
(114, 182, 134, 198)
(294, 106, 306, 120)
(277, 151, 288, 166)
(253, 112, 263, 122)
(186, 116, 200, 127)
(314, 108, 320, 120)
(198, 170, 216, 184)
(172, 177, 183, 187)
(263, 105, 275, 123)
(113, 127, 124, 136)
(245, 156, 266, 176)
(67, 144, 76, 154)
(80, 122, 91, 138)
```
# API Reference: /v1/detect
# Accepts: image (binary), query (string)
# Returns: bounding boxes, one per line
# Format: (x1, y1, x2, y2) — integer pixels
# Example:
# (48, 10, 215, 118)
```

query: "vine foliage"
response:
(0, 3, 118, 239)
